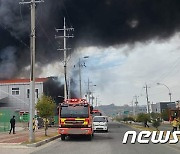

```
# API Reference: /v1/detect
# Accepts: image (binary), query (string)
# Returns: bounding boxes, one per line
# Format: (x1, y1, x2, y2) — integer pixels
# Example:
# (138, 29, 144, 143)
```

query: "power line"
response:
(0, 23, 29, 49)
(35, 16, 58, 51)
(62, 0, 73, 27)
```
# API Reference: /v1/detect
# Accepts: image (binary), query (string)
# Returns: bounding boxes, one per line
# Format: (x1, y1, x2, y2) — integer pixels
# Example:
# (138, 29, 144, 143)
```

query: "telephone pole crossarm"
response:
(19, 0, 44, 5)
(56, 28, 74, 32)
(57, 48, 71, 51)
(55, 35, 74, 39)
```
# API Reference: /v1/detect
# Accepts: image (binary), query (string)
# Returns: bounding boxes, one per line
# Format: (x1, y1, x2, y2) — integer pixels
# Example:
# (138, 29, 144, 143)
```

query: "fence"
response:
(0, 109, 11, 132)
(0, 108, 59, 132)
(0, 109, 21, 132)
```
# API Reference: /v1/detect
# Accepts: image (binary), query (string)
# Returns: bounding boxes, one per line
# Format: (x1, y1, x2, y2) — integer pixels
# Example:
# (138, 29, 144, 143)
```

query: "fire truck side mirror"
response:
(90, 106, 93, 114)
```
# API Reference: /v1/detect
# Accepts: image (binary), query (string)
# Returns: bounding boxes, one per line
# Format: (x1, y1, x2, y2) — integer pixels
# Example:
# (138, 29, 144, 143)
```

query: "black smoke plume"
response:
(1, 0, 180, 79)
(43, 77, 77, 104)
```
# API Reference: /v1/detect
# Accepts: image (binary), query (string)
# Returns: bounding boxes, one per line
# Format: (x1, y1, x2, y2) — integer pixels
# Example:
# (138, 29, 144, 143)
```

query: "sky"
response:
(1, 0, 180, 106)
(39, 33, 180, 106)
(72, 34, 180, 106)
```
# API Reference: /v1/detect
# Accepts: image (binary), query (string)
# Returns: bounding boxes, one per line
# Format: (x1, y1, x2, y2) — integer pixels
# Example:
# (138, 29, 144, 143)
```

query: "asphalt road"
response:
(31, 122, 180, 154)
(1, 122, 180, 154)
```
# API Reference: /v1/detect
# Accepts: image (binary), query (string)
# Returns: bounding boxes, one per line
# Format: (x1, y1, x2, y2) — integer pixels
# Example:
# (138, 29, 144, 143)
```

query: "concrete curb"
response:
(26, 134, 61, 147)
(0, 135, 61, 148)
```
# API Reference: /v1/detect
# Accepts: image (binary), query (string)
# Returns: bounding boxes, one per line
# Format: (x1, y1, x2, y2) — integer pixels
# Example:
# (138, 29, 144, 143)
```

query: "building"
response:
(136, 105, 147, 114)
(150, 103, 158, 113)
(0, 78, 48, 112)
(150, 102, 176, 113)
(0, 77, 64, 112)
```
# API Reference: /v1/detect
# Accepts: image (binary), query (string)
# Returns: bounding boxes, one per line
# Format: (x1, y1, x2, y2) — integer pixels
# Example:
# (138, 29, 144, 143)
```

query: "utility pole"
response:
(134, 95, 139, 115)
(87, 78, 92, 103)
(19, 0, 44, 143)
(86, 79, 97, 105)
(96, 97, 98, 107)
(79, 58, 82, 98)
(91, 92, 94, 106)
(131, 100, 134, 115)
(75, 57, 88, 98)
(55, 18, 74, 100)
(68, 78, 71, 99)
(144, 84, 150, 114)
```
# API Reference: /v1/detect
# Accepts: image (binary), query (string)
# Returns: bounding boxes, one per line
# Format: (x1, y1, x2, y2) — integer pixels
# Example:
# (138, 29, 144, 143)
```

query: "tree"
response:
(152, 119, 161, 130)
(150, 112, 161, 120)
(123, 117, 135, 123)
(136, 113, 150, 124)
(36, 95, 56, 136)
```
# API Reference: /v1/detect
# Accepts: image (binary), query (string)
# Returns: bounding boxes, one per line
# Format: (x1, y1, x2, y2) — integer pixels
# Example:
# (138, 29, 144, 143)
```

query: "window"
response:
(27, 89, 30, 98)
(36, 89, 38, 98)
(27, 89, 38, 98)
(60, 105, 89, 118)
(12, 88, 20, 95)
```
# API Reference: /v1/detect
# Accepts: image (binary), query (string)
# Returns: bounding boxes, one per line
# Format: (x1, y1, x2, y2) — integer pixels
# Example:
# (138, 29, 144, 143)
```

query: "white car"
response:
(93, 116, 108, 132)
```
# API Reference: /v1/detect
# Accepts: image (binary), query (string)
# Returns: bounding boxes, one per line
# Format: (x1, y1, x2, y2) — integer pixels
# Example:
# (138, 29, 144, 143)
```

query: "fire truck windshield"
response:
(60, 105, 89, 118)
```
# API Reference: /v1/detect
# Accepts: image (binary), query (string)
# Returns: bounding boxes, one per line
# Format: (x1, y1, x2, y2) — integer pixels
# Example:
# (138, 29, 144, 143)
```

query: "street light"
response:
(157, 83, 172, 103)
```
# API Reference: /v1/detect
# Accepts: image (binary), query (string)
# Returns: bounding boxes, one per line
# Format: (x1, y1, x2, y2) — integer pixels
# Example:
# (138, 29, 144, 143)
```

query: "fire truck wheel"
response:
(87, 134, 92, 141)
(61, 135, 66, 141)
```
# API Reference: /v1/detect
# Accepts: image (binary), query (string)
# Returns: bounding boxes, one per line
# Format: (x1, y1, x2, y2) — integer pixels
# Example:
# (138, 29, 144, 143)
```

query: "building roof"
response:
(0, 78, 48, 84)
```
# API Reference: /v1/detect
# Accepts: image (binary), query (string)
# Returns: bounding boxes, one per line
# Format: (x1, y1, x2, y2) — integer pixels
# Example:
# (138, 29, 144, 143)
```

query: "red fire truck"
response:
(92, 109, 102, 117)
(58, 98, 93, 140)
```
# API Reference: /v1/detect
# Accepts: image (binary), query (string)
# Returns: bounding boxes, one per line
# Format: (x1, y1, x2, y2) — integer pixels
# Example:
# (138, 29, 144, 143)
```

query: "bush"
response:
(115, 117, 122, 122)
(152, 119, 161, 130)
(151, 112, 161, 120)
(161, 109, 169, 121)
(136, 113, 150, 123)
(123, 117, 135, 122)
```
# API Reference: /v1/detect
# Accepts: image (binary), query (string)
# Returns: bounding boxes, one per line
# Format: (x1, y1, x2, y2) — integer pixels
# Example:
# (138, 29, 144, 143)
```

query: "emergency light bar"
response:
(64, 98, 87, 103)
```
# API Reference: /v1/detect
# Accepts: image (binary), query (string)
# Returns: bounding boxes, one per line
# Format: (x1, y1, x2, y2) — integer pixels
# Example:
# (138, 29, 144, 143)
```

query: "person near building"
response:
(171, 117, 178, 132)
(177, 117, 180, 130)
(9, 116, 16, 134)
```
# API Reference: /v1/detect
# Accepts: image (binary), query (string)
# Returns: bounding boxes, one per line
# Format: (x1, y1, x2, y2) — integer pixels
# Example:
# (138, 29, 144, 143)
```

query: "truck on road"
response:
(58, 98, 93, 140)
(92, 109, 102, 117)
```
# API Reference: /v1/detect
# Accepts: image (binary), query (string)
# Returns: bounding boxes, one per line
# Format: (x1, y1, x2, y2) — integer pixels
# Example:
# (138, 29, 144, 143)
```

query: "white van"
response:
(93, 116, 108, 132)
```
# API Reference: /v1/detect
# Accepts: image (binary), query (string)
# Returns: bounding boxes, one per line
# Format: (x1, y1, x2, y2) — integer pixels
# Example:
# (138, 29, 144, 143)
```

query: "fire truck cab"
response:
(58, 98, 93, 140)
(92, 109, 102, 117)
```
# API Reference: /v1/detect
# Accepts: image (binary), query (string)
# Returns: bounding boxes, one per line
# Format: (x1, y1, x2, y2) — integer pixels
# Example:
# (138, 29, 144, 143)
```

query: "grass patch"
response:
(129, 124, 156, 132)
(22, 132, 58, 144)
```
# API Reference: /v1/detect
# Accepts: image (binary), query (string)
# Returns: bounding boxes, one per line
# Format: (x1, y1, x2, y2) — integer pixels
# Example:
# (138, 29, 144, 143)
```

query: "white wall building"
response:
(0, 78, 48, 112)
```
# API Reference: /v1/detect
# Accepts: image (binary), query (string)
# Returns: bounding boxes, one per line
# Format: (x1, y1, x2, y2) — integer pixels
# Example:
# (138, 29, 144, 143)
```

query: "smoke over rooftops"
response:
(1, 0, 180, 79)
